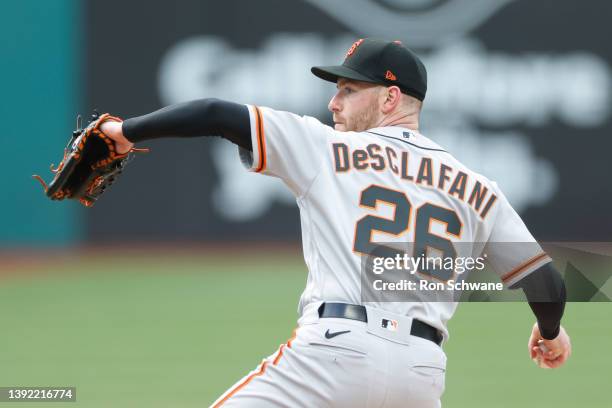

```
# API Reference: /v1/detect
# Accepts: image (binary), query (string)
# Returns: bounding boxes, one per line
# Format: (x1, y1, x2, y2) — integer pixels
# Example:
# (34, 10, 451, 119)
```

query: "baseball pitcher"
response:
(37, 38, 571, 407)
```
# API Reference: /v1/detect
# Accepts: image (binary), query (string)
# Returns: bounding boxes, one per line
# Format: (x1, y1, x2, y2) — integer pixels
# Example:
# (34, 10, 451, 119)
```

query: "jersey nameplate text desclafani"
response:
(332, 142, 498, 219)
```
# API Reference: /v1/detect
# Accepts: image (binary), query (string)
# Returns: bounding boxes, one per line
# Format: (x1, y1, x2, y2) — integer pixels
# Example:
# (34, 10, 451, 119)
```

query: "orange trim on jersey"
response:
(273, 328, 298, 365)
(286, 328, 297, 348)
(212, 361, 269, 408)
(253, 106, 266, 173)
(213, 328, 296, 406)
(501, 252, 550, 283)
(272, 344, 286, 365)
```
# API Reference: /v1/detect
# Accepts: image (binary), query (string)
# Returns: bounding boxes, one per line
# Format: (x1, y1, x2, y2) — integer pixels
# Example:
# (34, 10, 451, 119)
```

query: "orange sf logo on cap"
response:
(345, 39, 364, 58)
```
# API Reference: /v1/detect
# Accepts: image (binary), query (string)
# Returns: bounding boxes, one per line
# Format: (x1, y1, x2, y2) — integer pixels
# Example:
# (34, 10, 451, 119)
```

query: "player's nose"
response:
(328, 92, 341, 113)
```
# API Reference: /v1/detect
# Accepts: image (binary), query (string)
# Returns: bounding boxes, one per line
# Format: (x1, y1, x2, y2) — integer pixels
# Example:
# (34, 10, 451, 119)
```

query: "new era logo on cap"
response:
(385, 70, 397, 81)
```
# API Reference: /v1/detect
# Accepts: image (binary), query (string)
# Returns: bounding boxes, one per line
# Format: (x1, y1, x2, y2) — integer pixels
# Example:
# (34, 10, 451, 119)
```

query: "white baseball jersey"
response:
(239, 105, 551, 340)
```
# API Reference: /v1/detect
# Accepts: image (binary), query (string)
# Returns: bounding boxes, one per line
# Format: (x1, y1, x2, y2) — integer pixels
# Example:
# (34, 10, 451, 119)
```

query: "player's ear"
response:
(381, 86, 402, 114)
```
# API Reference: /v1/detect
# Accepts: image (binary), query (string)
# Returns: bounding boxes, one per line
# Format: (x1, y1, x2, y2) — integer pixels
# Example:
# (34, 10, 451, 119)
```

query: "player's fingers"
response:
(543, 351, 569, 369)
(546, 349, 561, 359)
(545, 357, 565, 369)
(542, 352, 560, 366)
(560, 350, 571, 364)
(541, 360, 556, 369)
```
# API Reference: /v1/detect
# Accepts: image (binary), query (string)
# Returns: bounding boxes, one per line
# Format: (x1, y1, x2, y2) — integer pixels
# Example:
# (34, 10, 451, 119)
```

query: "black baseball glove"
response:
(33, 112, 148, 207)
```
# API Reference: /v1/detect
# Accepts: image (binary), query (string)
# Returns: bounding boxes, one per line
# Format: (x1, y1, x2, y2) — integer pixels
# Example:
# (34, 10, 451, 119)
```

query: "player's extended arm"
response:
(510, 263, 572, 368)
(100, 98, 252, 153)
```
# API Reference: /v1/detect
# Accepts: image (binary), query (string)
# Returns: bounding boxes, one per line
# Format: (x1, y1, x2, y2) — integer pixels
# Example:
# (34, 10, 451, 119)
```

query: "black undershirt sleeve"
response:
(122, 98, 252, 151)
(510, 262, 567, 339)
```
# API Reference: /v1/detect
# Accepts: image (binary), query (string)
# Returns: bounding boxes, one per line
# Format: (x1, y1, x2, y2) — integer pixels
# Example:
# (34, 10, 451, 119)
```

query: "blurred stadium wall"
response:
(84, 0, 611, 244)
(4, 0, 611, 247)
(2, 0, 81, 246)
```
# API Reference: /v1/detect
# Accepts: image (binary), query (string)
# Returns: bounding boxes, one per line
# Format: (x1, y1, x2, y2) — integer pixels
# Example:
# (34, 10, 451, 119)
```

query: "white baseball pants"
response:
(211, 305, 446, 408)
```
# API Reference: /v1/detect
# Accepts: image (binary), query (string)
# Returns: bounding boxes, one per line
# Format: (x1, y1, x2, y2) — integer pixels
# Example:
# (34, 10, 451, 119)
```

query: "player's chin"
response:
(334, 123, 347, 131)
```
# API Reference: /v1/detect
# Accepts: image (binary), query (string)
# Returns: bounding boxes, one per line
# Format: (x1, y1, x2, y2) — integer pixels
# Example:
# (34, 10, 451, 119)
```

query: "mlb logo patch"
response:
(381, 318, 398, 331)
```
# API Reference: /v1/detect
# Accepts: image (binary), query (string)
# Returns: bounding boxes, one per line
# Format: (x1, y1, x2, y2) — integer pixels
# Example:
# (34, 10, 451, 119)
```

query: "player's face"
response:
(328, 79, 384, 132)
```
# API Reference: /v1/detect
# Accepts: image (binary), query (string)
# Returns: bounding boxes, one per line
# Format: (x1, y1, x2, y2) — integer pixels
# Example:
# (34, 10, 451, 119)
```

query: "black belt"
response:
(318, 302, 442, 346)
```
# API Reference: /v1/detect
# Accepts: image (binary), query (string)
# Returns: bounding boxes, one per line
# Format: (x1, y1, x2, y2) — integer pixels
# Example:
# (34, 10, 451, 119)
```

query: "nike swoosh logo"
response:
(325, 329, 351, 339)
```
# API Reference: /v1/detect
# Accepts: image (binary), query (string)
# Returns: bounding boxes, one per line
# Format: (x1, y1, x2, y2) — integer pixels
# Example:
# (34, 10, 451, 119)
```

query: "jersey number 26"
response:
(353, 185, 462, 281)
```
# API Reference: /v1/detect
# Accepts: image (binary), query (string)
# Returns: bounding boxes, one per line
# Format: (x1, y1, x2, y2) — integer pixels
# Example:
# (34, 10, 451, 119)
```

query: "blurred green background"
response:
(1, 253, 610, 407)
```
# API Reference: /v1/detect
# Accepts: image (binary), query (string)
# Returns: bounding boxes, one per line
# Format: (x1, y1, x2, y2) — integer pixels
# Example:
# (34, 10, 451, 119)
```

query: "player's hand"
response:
(100, 120, 134, 154)
(528, 323, 571, 369)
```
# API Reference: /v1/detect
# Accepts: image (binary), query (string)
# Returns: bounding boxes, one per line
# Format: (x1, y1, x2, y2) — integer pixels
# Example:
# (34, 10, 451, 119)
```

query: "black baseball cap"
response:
(311, 38, 427, 101)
